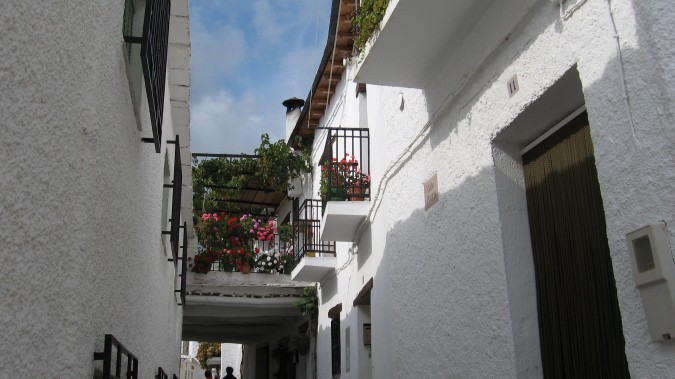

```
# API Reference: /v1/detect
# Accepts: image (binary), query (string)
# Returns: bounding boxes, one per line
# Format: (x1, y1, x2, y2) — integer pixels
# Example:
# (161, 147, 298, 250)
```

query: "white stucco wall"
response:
(220, 343, 243, 378)
(311, 0, 675, 378)
(0, 1, 190, 378)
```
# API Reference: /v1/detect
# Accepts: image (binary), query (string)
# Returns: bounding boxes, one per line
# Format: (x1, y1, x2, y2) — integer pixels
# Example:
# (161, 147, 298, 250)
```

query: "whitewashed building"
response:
(286, 0, 675, 378)
(0, 0, 192, 377)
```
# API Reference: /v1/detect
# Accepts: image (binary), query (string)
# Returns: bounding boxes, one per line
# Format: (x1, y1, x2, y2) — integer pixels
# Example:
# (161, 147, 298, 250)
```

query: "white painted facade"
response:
(292, 0, 675, 378)
(0, 0, 192, 378)
(220, 343, 243, 378)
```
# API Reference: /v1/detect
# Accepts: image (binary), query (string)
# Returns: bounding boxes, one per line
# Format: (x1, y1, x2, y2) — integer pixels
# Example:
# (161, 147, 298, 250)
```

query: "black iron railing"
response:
(93, 334, 139, 379)
(156, 367, 168, 379)
(208, 232, 295, 274)
(125, 0, 171, 153)
(294, 199, 335, 262)
(175, 222, 187, 305)
(164, 135, 182, 265)
(319, 128, 370, 205)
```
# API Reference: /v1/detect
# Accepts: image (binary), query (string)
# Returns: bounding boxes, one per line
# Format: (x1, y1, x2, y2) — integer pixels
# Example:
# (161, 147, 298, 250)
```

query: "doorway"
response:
(522, 111, 630, 378)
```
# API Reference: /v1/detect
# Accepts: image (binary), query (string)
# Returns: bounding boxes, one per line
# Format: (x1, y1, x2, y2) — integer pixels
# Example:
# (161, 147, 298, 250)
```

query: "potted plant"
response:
(347, 170, 371, 201)
(278, 251, 296, 274)
(232, 247, 258, 274)
(255, 253, 280, 273)
(320, 154, 369, 201)
(190, 249, 221, 274)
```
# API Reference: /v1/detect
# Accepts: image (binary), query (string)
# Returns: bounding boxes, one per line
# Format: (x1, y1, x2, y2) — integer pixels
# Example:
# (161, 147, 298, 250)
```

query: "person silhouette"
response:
(222, 366, 237, 379)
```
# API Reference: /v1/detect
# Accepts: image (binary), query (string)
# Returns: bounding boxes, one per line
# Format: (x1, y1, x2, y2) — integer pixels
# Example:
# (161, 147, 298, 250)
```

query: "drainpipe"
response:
(282, 97, 305, 143)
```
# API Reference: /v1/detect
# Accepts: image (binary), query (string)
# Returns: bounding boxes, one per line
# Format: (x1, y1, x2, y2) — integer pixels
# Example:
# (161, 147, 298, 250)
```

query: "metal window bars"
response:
(174, 222, 187, 305)
(319, 128, 370, 206)
(93, 334, 139, 379)
(124, 0, 171, 153)
(294, 199, 336, 263)
(122, 0, 135, 59)
(163, 135, 182, 265)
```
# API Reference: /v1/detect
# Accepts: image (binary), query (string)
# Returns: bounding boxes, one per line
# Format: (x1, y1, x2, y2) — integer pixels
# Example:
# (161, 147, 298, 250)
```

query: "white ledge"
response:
(320, 201, 369, 242)
(290, 256, 337, 282)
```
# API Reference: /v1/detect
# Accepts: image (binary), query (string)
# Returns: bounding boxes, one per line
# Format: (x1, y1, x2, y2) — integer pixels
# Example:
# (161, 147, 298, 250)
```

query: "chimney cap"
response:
(282, 97, 305, 111)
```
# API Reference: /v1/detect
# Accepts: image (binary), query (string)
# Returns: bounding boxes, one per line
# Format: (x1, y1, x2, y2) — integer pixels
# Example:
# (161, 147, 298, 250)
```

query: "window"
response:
(328, 303, 343, 376)
(331, 316, 341, 376)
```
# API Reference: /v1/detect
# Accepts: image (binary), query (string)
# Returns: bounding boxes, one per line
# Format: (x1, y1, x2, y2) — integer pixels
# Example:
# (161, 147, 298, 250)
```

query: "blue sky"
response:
(189, 0, 331, 154)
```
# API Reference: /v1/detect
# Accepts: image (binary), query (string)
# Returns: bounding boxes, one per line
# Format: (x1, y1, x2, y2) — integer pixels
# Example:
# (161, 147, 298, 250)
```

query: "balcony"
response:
(319, 128, 370, 242)
(353, 0, 496, 88)
(290, 199, 336, 282)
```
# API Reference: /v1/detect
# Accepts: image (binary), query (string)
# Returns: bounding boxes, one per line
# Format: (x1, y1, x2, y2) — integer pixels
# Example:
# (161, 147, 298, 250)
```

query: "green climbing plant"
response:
(192, 133, 313, 222)
(197, 342, 221, 369)
(352, 0, 391, 53)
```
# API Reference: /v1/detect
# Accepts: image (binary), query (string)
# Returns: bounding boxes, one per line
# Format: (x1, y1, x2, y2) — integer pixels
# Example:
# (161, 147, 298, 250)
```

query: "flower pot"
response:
(348, 186, 366, 201)
(237, 263, 252, 274)
(222, 262, 234, 272)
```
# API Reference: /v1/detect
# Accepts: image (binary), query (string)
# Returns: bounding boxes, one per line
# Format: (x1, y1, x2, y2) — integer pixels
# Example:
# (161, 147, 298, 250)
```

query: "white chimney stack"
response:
(282, 97, 305, 143)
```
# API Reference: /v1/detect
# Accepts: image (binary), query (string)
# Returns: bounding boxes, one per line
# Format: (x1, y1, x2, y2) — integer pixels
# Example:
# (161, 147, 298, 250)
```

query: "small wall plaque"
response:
(507, 74, 519, 97)
(424, 173, 439, 210)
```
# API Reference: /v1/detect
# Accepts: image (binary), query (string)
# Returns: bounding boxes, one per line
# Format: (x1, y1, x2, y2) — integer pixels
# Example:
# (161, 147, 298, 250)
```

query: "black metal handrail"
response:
(319, 128, 370, 205)
(125, 0, 171, 153)
(163, 135, 182, 265)
(156, 367, 168, 379)
(294, 199, 335, 262)
(93, 334, 139, 379)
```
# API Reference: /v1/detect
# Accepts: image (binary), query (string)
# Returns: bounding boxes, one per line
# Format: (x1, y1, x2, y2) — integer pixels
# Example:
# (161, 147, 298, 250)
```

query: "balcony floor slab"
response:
(290, 256, 336, 282)
(320, 201, 369, 242)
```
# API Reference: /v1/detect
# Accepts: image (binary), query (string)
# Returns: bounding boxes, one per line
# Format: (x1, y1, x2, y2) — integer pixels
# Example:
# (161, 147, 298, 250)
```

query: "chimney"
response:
(282, 97, 305, 142)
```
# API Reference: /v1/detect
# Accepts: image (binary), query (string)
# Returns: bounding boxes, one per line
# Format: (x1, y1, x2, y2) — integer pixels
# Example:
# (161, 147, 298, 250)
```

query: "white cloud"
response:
(191, 14, 247, 101)
(252, 0, 285, 45)
(189, 0, 332, 154)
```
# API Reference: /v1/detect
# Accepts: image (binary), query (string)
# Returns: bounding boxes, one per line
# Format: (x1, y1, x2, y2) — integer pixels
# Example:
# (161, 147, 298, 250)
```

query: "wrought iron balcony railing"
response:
(294, 199, 336, 262)
(319, 128, 370, 205)
(208, 232, 294, 274)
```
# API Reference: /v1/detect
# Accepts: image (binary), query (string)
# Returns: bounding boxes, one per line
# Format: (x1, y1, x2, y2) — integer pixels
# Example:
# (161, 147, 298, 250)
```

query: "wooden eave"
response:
(290, 0, 357, 141)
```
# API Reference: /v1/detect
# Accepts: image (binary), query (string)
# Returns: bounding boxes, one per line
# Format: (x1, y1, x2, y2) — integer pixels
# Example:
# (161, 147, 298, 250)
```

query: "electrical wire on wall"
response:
(604, 0, 640, 147)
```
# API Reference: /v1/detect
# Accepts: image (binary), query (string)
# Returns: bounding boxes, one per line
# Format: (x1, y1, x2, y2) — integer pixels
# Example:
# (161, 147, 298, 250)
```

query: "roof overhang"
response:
(354, 0, 495, 88)
(287, 0, 356, 146)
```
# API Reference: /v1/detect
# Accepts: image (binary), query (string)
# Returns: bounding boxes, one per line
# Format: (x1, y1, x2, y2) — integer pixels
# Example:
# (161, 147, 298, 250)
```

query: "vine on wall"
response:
(352, 0, 391, 53)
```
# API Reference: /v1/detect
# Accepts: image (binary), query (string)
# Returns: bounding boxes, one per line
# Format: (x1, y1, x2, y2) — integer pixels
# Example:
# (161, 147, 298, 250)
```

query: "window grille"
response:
(124, 0, 171, 153)
(122, 0, 135, 59)
(175, 222, 187, 305)
(163, 135, 182, 264)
